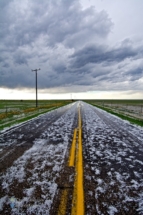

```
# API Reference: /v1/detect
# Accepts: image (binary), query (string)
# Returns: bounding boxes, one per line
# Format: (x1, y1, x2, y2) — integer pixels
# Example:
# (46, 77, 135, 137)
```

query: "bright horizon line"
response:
(0, 88, 142, 100)
(0, 98, 143, 101)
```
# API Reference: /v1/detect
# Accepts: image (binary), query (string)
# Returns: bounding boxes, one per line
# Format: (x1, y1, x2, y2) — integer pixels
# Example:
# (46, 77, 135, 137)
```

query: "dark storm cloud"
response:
(14, 52, 28, 65)
(1, 0, 112, 49)
(126, 67, 143, 81)
(0, 0, 113, 88)
(0, 0, 143, 92)
(70, 43, 139, 68)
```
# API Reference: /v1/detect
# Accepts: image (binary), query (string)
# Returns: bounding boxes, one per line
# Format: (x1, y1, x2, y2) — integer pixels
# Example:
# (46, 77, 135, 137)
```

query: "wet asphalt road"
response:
(0, 102, 143, 214)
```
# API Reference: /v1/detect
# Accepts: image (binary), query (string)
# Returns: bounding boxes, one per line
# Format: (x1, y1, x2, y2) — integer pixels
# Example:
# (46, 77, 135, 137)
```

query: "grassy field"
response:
(1, 99, 143, 130)
(85, 99, 143, 105)
(85, 99, 143, 127)
(0, 100, 73, 131)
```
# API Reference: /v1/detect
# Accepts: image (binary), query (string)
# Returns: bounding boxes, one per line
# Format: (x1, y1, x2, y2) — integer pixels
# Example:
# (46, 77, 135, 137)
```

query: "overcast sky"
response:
(0, 0, 143, 99)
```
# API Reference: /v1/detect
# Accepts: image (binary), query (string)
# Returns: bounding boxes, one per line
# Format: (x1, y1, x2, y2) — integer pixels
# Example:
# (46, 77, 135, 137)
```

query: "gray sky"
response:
(0, 0, 143, 99)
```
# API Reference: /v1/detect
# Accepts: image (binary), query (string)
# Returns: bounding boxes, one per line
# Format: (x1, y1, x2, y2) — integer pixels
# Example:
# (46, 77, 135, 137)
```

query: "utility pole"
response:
(32, 68, 40, 107)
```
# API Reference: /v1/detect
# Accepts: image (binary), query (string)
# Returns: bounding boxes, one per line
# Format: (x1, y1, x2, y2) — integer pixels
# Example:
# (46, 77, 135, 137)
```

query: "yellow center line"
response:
(71, 107, 84, 215)
(69, 129, 77, 167)
(57, 106, 84, 215)
(76, 127, 84, 214)
(57, 186, 69, 215)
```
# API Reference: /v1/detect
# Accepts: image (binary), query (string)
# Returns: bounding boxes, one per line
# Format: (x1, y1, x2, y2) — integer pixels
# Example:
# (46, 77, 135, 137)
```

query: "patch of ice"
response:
(86, 175, 91, 180)
(24, 187, 35, 197)
(115, 172, 122, 181)
(96, 178, 103, 185)
(95, 169, 100, 175)
(107, 171, 112, 176)
(96, 151, 103, 157)
(134, 171, 141, 178)
(135, 159, 143, 165)
(96, 186, 105, 193)
(88, 191, 93, 196)
(53, 164, 60, 172)
(108, 205, 118, 215)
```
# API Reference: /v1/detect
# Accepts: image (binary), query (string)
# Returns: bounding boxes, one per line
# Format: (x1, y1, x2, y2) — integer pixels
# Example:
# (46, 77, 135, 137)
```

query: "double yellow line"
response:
(71, 107, 84, 215)
(58, 107, 84, 215)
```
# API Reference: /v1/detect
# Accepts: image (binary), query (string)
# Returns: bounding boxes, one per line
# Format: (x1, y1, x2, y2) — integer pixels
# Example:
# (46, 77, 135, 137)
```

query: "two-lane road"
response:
(0, 101, 143, 214)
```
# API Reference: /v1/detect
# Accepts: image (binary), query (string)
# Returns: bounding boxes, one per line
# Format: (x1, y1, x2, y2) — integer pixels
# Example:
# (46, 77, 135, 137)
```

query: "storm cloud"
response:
(0, 0, 143, 94)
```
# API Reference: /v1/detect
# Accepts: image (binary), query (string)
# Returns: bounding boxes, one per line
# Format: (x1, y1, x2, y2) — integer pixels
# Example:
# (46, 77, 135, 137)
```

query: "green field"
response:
(1, 99, 143, 131)
(0, 100, 73, 131)
(85, 99, 143, 127)
(84, 99, 143, 105)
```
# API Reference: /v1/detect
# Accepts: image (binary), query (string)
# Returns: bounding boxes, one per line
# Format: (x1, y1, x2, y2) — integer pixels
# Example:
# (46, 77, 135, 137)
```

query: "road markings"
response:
(69, 129, 77, 167)
(57, 128, 77, 215)
(57, 185, 69, 215)
(57, 107, 84, 215)
(71, 107, 84, 215)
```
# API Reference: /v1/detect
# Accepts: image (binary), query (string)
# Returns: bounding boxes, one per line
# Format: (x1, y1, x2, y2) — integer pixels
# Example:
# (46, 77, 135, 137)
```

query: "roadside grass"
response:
(0, 107, 55, 131)
(0, 100, 73, 131)
(89, 102, 143, 127)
